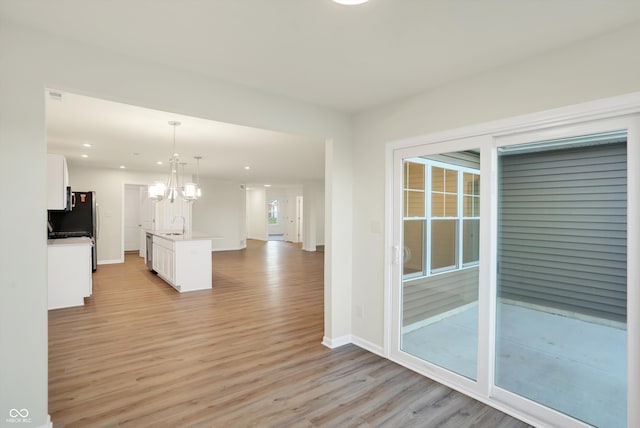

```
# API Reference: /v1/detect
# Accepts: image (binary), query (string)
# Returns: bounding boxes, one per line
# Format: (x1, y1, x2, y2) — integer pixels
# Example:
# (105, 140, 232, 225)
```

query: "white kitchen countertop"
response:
(146, 230, 223, 242)
(48, 237, 93, 246)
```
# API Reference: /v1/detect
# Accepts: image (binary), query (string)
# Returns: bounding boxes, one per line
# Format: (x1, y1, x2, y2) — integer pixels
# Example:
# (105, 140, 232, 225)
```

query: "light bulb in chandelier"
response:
(148, 182, 166, 201)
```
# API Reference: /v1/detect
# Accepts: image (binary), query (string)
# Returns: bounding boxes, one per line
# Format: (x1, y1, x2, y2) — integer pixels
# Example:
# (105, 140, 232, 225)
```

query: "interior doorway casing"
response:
(122, 183, 155, 260)
(124, 184, 143, 253)
(384, 93, 640, 428)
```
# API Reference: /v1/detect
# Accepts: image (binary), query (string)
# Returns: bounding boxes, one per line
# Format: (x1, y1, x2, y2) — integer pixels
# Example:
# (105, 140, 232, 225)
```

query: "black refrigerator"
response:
(48, 191, 98, 271)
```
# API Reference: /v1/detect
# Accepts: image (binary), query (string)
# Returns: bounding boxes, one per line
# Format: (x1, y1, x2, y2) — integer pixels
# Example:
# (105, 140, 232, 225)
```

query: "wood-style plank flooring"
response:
(49, 240, 530, 428)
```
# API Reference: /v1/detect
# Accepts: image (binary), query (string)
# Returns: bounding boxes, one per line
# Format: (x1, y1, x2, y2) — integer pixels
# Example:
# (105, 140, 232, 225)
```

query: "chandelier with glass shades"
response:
(148, 121, 202, 203)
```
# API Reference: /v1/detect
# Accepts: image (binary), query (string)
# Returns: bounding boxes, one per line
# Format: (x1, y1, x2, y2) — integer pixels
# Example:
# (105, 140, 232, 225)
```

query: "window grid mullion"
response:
(458, 169, 463, 270)
(425, 165, 432, 276)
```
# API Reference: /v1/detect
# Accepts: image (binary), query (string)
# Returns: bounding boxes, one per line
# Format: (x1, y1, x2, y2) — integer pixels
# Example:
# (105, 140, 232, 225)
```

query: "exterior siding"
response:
(403, 267, 478, 326)
(498, 141, 627, 323)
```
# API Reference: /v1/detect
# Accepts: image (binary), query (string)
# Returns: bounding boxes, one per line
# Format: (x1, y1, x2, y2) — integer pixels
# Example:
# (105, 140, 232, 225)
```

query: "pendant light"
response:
(194, 156, 203, 198)
(149, 121, 202, 203)
(182, 158, 199, 202)
(148, 181, 166, 201)
(167, 121, 182, 203)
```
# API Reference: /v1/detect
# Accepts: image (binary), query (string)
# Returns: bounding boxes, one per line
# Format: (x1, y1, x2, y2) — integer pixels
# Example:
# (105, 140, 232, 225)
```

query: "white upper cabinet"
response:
(47, 154, 70, 210)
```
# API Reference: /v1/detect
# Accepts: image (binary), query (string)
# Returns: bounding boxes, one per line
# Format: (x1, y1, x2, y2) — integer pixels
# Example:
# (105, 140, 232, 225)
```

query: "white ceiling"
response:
(4, 1, 640, 184)
(3, 1, 640, 112)
(46, 91, 325, 186)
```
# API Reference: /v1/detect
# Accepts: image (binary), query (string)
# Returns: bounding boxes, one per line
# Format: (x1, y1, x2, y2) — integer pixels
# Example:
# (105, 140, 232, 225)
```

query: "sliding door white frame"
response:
(384, 92, 640, 428)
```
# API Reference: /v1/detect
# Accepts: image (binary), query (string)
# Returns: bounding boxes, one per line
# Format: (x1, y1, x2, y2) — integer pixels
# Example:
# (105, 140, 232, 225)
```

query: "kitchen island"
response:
(146, 231, 213, 292)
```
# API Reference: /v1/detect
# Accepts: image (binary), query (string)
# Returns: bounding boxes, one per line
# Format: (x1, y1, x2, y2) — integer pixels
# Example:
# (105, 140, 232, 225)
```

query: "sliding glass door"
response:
(389, 107, 639, 428)
(495, 133, 628, 428)
(401, 151, 480, 380)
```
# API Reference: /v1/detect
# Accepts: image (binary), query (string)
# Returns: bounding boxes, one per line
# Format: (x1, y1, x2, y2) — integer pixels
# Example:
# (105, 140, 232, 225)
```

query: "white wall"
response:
(246, 187, 267, 241)
(0, 24, 48, 428)
(350, 22, 640, 348)
(68, 164, 176, 262)
(0, 20, 352, 426)
(192, 178, 247, 251)
(302, 180, 325, 251)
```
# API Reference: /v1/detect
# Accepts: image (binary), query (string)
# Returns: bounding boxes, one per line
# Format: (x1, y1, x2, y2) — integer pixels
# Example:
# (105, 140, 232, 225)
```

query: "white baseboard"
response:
(321, 335, 351, 348)
(37, 415, 52, 428)
(351, 335, 384, 357)
(321, 335, 384, 357)
(212, 245, 246, 252)
(98, 259, 122, 265)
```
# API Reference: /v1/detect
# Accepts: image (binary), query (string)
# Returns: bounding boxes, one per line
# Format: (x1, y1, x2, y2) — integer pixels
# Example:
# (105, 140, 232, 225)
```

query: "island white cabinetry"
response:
(152, 235, 175, 284)
(48, 237, 93, 309)
(150, 233, 212, 292)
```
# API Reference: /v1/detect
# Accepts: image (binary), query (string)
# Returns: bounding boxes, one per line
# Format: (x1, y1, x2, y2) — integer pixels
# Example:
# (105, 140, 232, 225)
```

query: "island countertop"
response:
(145, 230, 223, 242)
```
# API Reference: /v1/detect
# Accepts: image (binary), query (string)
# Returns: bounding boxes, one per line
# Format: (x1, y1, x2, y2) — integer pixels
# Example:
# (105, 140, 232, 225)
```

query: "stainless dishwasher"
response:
(145, 232, 154, 271)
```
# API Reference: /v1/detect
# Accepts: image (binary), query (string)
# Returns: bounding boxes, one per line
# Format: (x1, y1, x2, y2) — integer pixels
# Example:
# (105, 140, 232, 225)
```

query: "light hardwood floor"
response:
(49, 240, 530, 428)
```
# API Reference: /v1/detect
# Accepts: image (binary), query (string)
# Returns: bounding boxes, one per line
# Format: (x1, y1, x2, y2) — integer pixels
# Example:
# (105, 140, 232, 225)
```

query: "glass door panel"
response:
(401, 151, 480, 380)
(496, 134, 628, 428)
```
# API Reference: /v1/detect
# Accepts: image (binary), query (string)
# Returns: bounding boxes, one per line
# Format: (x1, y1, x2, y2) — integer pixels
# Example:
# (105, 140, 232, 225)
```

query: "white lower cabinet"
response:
(153, 236, 175, 285)
(151, 234, 212, 292)
(48, 238, 93, 309)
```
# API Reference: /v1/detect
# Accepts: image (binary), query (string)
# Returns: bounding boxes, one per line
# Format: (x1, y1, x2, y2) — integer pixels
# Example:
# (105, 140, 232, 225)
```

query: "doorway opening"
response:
(123, 184, 154, 259)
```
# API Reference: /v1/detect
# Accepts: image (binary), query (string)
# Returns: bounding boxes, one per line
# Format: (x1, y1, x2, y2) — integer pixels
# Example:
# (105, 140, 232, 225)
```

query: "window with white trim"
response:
(403, 157, 479, 278)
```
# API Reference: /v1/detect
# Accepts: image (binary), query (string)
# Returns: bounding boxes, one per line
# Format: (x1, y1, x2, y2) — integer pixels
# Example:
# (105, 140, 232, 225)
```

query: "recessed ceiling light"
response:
(264, 184, 271, 187)
(157, 161, 163, 165)
(244, 166, 251, 170)
(83, 143, 92, 148)
(81, 154, 88, 158)
(333, 0, 368, 4)
(119, 165, 126, 169)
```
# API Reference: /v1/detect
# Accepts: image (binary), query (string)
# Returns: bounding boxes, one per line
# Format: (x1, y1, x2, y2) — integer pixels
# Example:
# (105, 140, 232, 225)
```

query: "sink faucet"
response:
(172, 216, 186, 235)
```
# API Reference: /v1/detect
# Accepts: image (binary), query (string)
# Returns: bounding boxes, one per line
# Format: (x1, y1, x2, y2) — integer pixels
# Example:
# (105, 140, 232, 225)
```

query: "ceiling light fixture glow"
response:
(83, 143, 92, 148)
(81, 154, 88, 158)
(333, 0, 369, 5)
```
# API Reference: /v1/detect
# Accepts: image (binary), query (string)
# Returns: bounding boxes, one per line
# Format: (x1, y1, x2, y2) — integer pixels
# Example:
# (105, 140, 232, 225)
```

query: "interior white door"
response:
(124, 185, 141, 252)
